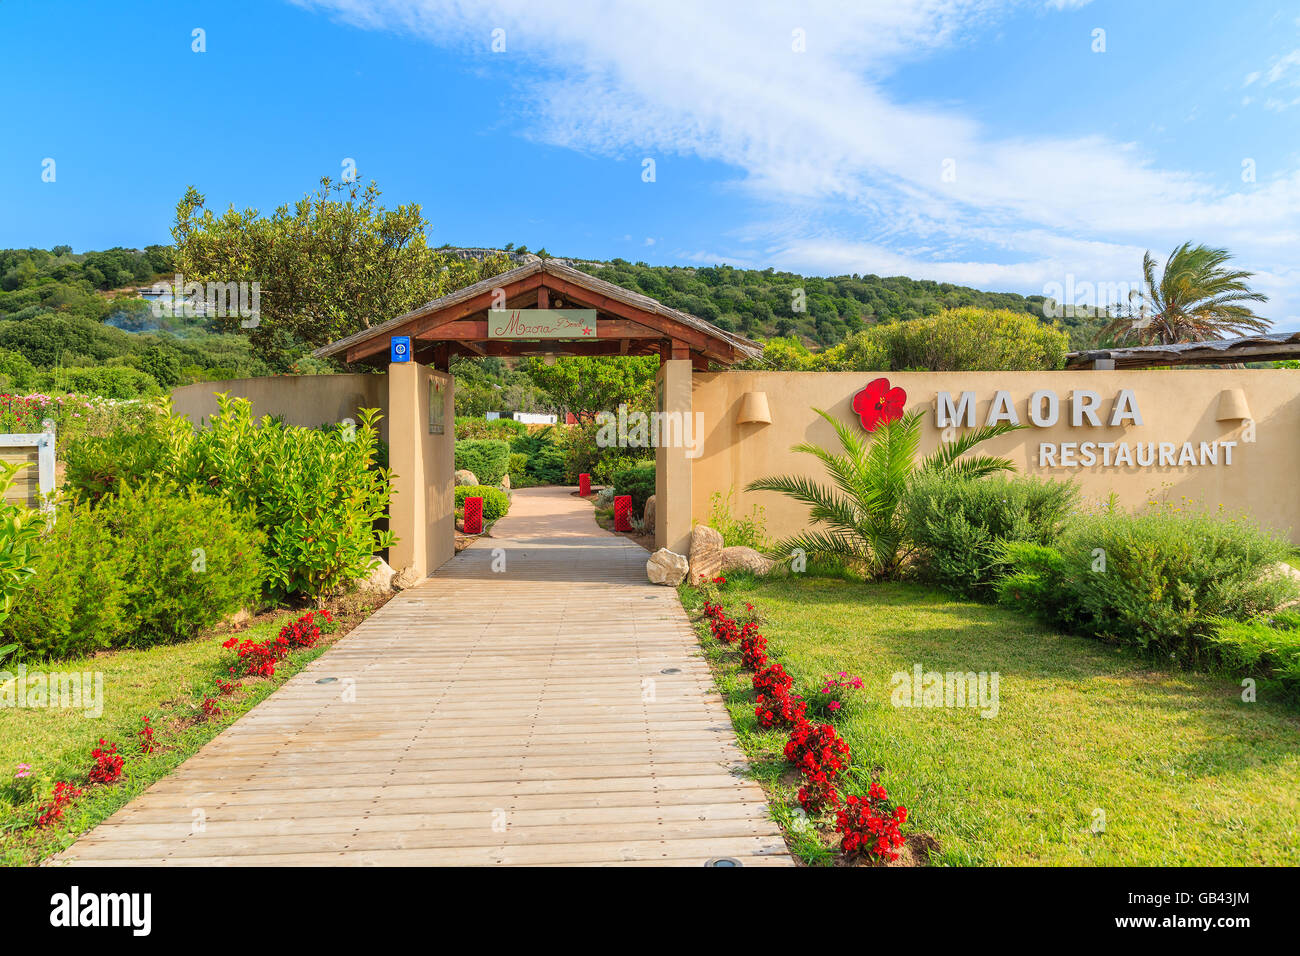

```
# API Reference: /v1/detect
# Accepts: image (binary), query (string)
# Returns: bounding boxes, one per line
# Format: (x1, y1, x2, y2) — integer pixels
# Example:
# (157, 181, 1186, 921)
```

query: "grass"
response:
(0, 597, 382, 866)
(681, 575, 1300, 866)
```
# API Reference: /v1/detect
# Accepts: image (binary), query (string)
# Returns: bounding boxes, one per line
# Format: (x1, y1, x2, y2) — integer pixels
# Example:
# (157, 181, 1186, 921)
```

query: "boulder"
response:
(392, 566, 423, 590)
(642, 495, 656, 535)
(688, 524, 724, 585)
(358, 556, 395, 593)
(721, 545, 776, 577)
(646, 548, 689, 586)
(224, 608, 252, 628)
(500, 473, 511, 491)
(454, 469, 479, 486)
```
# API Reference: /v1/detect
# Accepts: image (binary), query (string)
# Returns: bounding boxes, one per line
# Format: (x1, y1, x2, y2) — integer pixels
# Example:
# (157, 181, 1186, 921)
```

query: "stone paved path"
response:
(51, 487, 791, 866)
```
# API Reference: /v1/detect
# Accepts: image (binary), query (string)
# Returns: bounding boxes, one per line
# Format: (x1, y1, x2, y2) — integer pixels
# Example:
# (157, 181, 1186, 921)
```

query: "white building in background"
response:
(485, 411, 558, 425)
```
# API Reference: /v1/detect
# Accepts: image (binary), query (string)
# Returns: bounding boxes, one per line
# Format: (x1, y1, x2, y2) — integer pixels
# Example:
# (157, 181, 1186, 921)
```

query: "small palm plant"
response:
(747, 409, 1021, 579)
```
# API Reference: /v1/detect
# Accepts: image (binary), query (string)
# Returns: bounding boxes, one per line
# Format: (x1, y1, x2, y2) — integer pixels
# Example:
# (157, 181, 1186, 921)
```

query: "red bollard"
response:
(579, 473, 591, 496)
(463, 496, 483, 534)
(614, 494, 633, 532)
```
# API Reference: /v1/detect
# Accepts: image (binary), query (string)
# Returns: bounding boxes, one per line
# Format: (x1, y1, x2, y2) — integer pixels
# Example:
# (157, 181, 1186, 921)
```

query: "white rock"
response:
(646, 548, 689, 586)
(358, 556, 395, 593)
(392, 566, 423, 590)
(454, 469, 479, 486)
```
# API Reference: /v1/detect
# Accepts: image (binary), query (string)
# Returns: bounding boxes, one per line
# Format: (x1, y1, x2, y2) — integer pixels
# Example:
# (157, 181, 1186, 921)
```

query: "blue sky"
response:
(3, 0, 1299, 326)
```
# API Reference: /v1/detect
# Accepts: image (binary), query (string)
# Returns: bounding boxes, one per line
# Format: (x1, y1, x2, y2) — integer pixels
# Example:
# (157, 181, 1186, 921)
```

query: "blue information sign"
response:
(390, 336, 412, 363)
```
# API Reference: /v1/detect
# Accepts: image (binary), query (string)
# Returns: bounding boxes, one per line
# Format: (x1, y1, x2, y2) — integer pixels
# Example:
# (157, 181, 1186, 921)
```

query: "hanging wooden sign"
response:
(487, 309, 598, 339)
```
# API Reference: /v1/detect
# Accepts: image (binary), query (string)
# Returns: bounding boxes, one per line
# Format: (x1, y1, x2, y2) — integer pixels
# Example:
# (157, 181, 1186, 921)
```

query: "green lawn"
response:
(681, 577, 1300, 866)
(0, 599, 379, 866)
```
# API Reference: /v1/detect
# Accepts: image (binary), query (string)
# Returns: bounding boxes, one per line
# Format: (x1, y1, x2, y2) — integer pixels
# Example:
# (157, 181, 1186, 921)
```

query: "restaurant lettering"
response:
(934, 388, 1237, 469)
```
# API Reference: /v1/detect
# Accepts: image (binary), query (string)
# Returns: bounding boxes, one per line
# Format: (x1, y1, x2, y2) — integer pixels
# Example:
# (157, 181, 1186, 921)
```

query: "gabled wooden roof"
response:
(313, 259, 762, 368)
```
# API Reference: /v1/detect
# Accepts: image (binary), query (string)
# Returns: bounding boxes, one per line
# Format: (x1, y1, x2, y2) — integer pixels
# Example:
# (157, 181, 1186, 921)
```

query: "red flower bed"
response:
(797, 769, 841, 814)
(784, 718, 852, 813)
(755, 690, 807, 730)
(784, 719, 851, 779)
(223, 634, 287, 677)
(836, 782, 909, 862)
(222, 610, 338, 678)
(752, 662, 793, 697)
(88, 740, 123, 785)
(35, 781, 83, 829)
(698, 593, 910, 855)
(739, 633, 768, 671)
(137, 717, 156, 755)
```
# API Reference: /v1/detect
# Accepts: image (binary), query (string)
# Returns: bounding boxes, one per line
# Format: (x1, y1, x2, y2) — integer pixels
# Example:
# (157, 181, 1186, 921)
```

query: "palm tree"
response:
(747, 409, 1021, 579)
(1104, 243, 1269, 345)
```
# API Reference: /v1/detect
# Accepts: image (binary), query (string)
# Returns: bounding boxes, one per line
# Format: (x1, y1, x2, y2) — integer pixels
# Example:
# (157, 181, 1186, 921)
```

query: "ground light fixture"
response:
(705, 857, 742, 867)
(314, 677, 338, 684)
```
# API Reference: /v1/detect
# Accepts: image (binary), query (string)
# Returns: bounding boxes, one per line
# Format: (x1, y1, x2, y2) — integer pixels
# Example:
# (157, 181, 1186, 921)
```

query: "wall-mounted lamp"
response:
(1215, 388, 1251, 422)
(737, 391, 772, 425)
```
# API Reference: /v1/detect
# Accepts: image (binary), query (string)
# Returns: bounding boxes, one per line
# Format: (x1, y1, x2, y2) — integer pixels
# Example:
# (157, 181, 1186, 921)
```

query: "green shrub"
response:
(708, 489, 770, 551)
(1206, 612, 1300, 701)
(823, 307, 1069, 372)
(511, 427, 567, 484)
(0, 349, 36, 391)
(2, 483, 265, 660)
(62, 412, 169, 502)
(455, 416, 528, 441)
(996, 506, 1296, 661)
(0, 462, 43, 633)
(454, 439, 510, 486)
(455, 485, 510, 523)
(613, 462, 656, 513)
(508, 452, 529, 478)
(591, 452, 652, 487)
(36, 365, 161, 399)
(903, 473, 1078, 595)
(160, 395, 393, 601)
(993, 541, 1080, 629)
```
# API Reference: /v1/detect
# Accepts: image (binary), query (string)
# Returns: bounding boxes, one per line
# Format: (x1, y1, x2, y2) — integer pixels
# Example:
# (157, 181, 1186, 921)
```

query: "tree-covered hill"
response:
(0, 245, 270, 395)
(447, 248, 1103, 348)
(0, 240, 1103, 400)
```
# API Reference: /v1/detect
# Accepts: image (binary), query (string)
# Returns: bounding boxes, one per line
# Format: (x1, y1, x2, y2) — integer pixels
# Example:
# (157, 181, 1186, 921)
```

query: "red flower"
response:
(852, 378, 906, 431)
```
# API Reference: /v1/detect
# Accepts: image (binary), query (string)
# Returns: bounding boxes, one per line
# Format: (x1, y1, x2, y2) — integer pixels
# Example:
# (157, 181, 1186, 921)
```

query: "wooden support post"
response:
(538, 287, 549, 309)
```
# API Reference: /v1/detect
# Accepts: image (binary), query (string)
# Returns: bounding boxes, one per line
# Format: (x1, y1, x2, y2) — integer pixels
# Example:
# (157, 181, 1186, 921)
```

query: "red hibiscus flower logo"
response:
(852, 377, 906, 431)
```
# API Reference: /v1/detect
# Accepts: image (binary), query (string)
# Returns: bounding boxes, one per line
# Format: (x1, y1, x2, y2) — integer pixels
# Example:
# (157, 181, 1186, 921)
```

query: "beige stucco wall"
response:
(655, 359, 694, 555)
(387, 362, 455, 579)
(170, 374, 389, 442)
(692, 369, 1300, 545)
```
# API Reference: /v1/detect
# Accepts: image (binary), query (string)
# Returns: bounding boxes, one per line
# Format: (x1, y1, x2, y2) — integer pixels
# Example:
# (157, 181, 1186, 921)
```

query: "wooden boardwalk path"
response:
(51, 487, 791, 867)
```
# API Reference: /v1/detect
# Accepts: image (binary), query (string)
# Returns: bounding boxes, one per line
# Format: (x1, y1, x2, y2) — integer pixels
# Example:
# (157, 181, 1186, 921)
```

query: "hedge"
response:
(455, 485, 510, 523)
(454, 439, 510, 486)
(613, 462, 656, 513)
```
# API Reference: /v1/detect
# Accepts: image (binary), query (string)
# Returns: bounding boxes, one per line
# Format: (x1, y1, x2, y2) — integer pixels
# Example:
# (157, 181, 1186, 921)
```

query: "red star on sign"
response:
(581, 325, 593, 336)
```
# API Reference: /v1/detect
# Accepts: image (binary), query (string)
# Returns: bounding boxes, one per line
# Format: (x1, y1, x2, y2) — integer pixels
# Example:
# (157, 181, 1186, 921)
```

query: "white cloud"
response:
(295, 0, 1300, 330)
